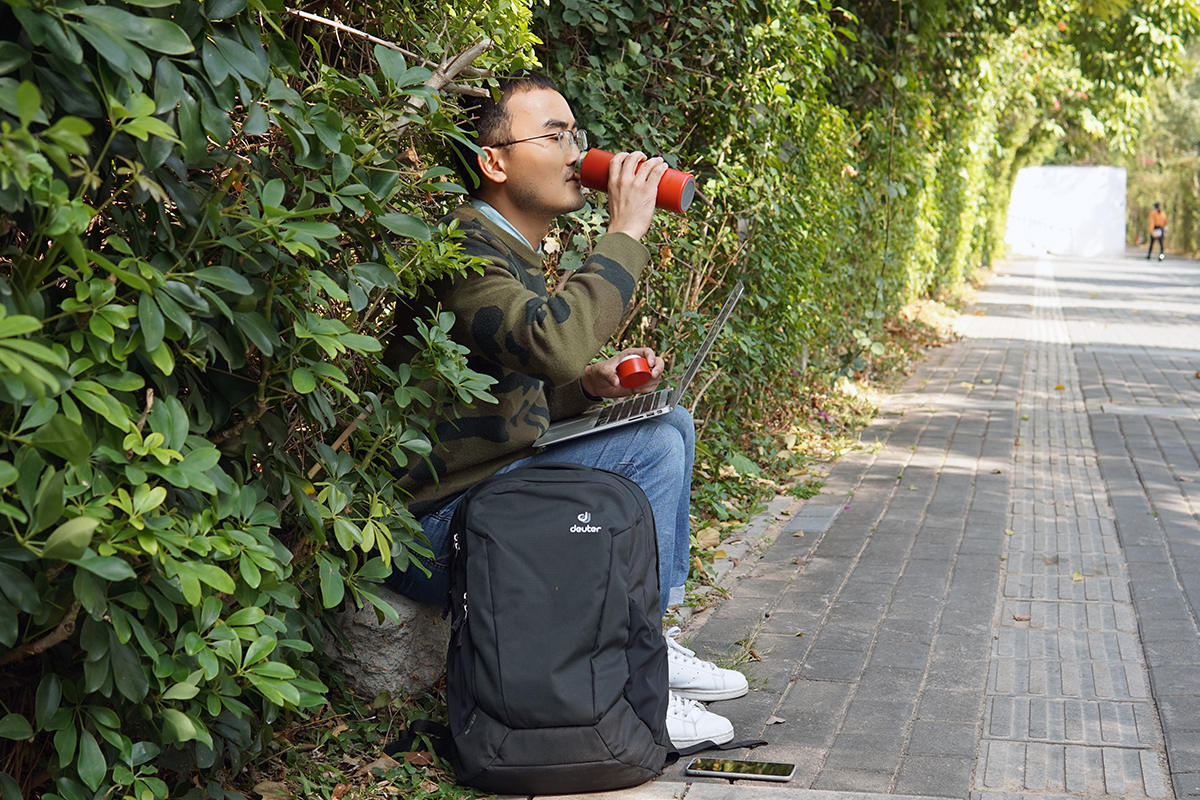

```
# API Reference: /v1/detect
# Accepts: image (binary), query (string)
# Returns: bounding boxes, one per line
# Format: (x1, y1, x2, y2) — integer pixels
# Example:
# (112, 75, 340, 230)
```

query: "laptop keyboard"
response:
(594, 390, 667, 426)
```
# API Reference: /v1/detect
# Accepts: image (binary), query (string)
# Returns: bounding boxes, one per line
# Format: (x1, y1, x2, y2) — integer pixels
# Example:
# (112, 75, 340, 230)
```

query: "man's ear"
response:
(477, 146, 508, 185)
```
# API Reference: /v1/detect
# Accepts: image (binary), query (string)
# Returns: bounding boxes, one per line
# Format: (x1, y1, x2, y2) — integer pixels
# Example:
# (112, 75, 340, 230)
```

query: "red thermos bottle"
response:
(577, 149, 697, 213)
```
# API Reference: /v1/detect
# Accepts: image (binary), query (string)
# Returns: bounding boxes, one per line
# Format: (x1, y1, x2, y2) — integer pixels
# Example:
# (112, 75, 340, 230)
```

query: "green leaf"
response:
(727, 453, 762, 476)
(291, 368, 316, 394)
(193, 266, 252, 294)
(161, 681, 199, 701)
(35, 674, 62, 730)
(15, 80, 40, 129)
(194, 563, 235, 593)
(377, 212, 431, 241)
(318, 556, 344, 608)
(43, 516, 100, 560)
(73, 569, 106, 617)
(0, 770, 23, 800)
(211, 33, 268, 85)
(110, 639, 149, 701)
(0, 713, 32, 740)
(71, 552, 137, 581)
(73, 6, 193, 55)
(53, 722, 77, 767)
(242, 634, 275, 666)
(0, 314, 39, 338)
(30, 414, 90, 464)
(0, 42, 29, 76)
(247, 660, 296, 680)
(374, 44, 407, 83)
(0, 562, 38, 612)
(205, 0, 245, 19)
(232, 311, 278, 356)
(137, 292, 164, 352)
(284, 220, 341, 239)
(161, 708, 196, 742)
(76, 728, 105, 790)
(225, 606, 265, 627)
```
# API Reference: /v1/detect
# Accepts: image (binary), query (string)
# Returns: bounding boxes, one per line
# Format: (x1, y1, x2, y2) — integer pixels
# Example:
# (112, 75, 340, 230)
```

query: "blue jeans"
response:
(388, 406, 695, 617)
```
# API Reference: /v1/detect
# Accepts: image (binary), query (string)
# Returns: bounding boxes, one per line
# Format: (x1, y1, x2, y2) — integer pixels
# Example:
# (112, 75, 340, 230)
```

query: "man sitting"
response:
(384, 72, 746, 747)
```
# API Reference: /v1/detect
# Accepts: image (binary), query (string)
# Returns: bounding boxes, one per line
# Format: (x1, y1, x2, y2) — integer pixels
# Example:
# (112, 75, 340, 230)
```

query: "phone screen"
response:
(685, 758, 796, 777)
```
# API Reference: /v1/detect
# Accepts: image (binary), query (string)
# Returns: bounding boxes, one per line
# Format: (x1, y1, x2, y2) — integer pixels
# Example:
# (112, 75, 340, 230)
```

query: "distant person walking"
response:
(1147, 202, 1167, 260)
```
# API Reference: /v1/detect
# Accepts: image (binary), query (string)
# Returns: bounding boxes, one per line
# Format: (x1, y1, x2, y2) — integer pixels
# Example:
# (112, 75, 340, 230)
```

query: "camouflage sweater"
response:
(392, 206, 650, 515)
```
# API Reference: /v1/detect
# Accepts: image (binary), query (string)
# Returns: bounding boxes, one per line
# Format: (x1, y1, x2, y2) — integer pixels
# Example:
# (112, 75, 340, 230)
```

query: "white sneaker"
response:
(665, 627, 749, 701)
(666, 691, 734, 748)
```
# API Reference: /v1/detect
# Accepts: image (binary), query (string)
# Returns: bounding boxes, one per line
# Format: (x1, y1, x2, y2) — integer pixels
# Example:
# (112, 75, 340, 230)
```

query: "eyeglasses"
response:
(491, 128, 588, 153)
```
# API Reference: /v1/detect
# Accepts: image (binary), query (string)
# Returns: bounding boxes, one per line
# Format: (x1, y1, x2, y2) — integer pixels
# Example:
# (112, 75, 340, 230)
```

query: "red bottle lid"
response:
(615, 353, 653, 388)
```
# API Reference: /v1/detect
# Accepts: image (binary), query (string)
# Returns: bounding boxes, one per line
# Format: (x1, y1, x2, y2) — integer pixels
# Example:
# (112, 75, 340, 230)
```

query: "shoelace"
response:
(668, 691, 704, 716)
(665, 627, 720, 672)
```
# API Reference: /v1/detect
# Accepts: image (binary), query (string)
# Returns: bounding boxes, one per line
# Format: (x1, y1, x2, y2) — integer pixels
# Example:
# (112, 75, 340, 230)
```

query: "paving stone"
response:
(893, 755, 974, 798)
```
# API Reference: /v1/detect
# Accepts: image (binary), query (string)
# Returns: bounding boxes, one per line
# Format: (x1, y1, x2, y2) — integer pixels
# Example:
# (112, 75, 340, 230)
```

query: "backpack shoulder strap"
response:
(667, 737, 769, 761)
(383, 719, 456, 763)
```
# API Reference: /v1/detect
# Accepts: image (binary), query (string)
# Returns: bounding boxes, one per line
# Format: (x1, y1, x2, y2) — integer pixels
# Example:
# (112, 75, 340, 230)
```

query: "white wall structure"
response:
(1005, 165, 1126, 257)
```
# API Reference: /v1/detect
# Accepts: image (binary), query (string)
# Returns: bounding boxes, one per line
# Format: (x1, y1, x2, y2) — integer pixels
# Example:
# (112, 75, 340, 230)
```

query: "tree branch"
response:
(284, 6, 491, 96)
(0, 601, 81, 667)
(386, 37, 494, 138)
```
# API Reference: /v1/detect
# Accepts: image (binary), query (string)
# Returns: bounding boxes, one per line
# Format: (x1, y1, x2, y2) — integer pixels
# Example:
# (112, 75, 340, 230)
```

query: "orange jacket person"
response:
(1148, 203, 1167, 260)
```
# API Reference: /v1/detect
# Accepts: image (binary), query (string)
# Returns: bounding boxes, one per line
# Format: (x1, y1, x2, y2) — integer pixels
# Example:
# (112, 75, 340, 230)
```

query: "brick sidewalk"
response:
(534, 253, 1200, 800)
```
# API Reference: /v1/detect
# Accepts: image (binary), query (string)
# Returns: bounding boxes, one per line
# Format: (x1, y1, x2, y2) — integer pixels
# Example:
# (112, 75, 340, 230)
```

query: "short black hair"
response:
(450, 71, 560, 195)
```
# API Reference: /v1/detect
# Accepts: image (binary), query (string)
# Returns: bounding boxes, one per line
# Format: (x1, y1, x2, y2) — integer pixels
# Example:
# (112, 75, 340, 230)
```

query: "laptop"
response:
(534, 280, 744, 448)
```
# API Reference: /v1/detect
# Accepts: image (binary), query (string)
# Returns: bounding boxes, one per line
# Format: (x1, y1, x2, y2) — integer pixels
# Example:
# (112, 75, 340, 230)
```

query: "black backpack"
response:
(443, 462, 670, 795)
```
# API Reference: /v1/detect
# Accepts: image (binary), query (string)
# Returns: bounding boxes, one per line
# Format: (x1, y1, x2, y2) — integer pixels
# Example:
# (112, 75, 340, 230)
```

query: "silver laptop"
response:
(534, 281, 744, 448)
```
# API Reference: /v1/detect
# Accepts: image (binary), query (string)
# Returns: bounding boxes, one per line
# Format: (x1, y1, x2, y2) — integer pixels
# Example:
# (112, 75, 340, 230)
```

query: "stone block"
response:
(328, 585, 449, 697)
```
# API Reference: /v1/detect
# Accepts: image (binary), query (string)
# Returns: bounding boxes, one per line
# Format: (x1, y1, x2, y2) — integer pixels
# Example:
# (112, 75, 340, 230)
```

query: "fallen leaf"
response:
(1012, 614, 1031, 622)
(695, 527, 721, 549)
(404, 752, 433, 767)
(992, 469, 1003, 474)
(1072, 570, 1084, 582)
(1004, 529, 1015, 536)
(254, 782, 290, 800)
(960, 381, 974, 389)
(908, 484, 919, 491)
(766, 715, 787, 725)
(792, 530, 805, 537)
(1044, 555, 1059, 565)
(1054, 384, 1065, 390)
(974, 310, 986, 316)
(981, 378, 993, 384)
(361, 754, 402, 775)
(1195, 371, 1200, 379)
(793, 631, 805, 637)
(332, 784, 350, 800)
(713, 549, 727, 559)
(748, 650, 763, 662)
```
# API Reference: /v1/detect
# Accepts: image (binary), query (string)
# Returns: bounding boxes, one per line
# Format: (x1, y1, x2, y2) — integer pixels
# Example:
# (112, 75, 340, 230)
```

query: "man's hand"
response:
(581, 347, 666, 399)
(605, 151, 670, 241)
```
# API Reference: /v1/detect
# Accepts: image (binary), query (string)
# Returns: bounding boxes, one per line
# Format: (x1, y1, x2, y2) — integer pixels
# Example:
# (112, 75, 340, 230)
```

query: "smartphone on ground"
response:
(683, 757, 797, 782)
